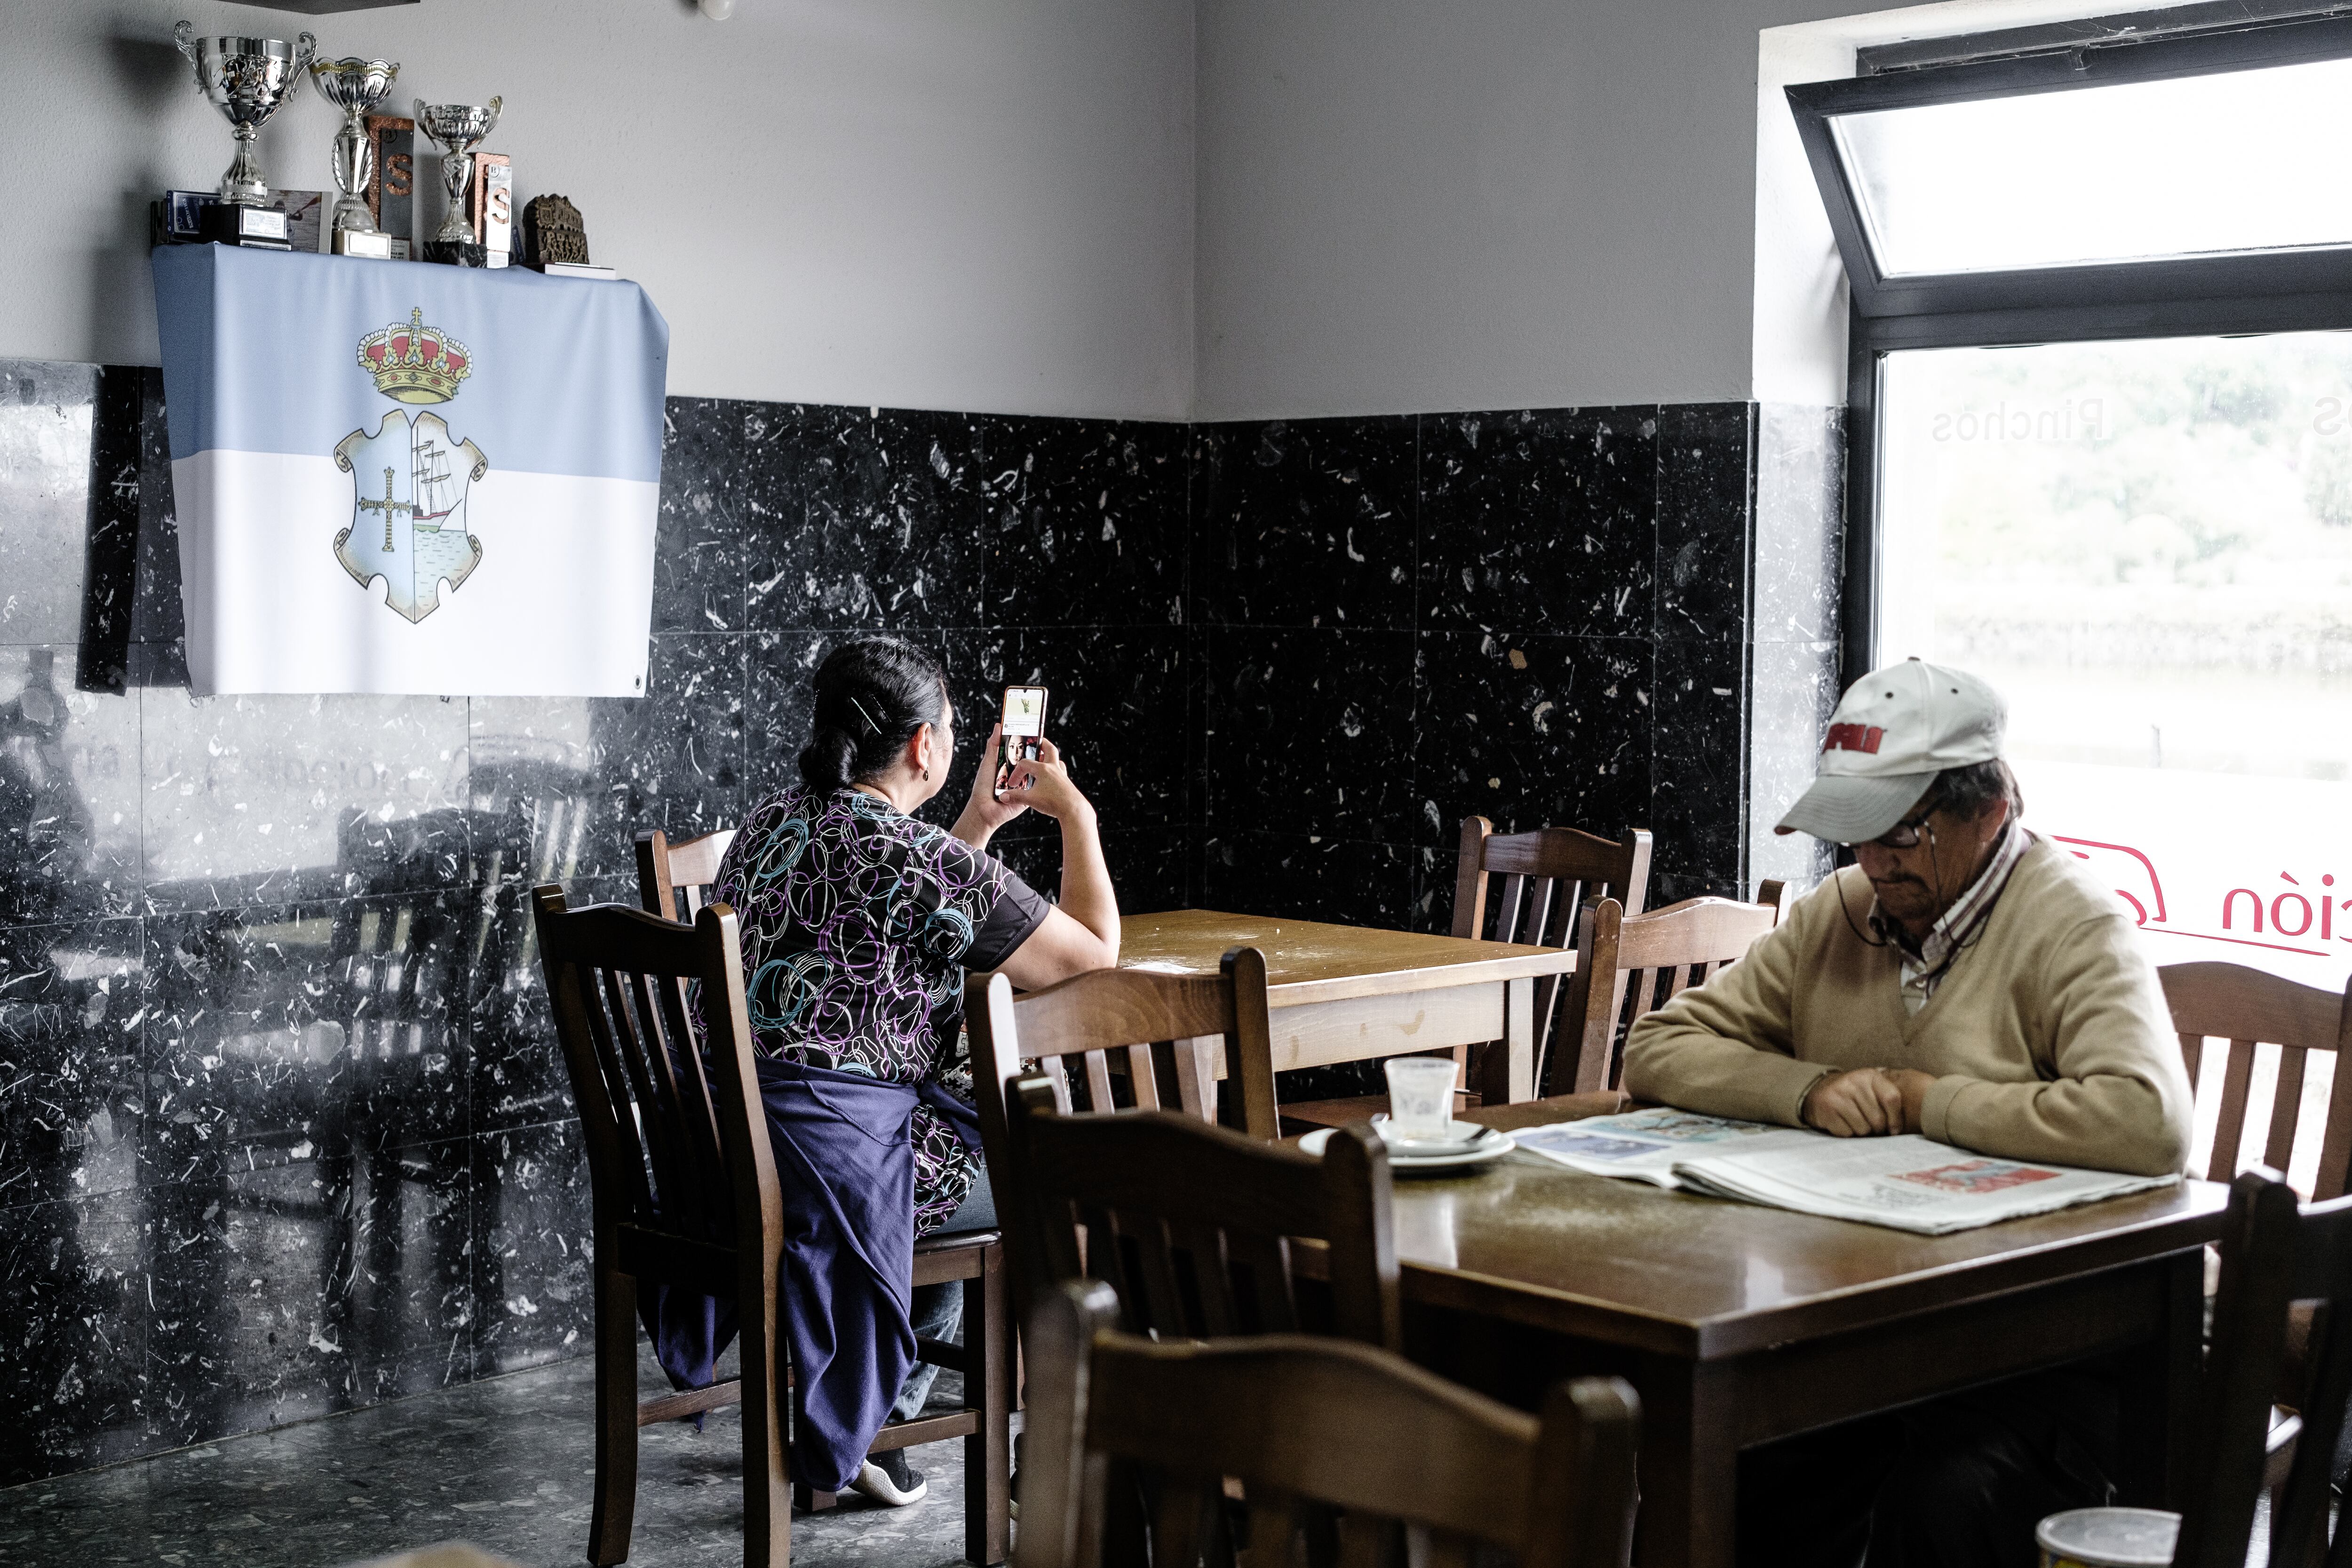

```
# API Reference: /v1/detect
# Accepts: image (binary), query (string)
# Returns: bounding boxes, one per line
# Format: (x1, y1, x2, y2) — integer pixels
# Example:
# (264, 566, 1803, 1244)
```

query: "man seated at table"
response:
(1622, 658, 2192, 1568)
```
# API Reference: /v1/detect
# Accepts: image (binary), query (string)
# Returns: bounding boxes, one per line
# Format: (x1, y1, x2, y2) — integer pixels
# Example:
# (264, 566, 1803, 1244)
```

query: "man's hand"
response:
(1884, 1068, 1936, 1133)
(1801, 1067, 1907, 1137)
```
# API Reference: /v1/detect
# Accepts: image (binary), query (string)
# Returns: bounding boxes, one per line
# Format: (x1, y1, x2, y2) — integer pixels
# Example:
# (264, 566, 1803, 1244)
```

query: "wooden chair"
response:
(1017, 1278, 1641, 1568)
(1003, 1074, 1402, 1349)
(965, 950, 1276, 1142)
(2172, 1169, 2352, 1568)
(1453, 816, 1654, 942)
(2161, 963, 2352, 1199)
(1544, 882, 1790, 1097)
(636, 825, 738, 924)
(539, 886, 1011, 1568)
(1457, 816, 1653, 1071)
(966, 959, 1279, 1321)
(534, 887, 789, 1568)
(1281, 819, 1654, 1132)
(635, 831, 1017, 1551)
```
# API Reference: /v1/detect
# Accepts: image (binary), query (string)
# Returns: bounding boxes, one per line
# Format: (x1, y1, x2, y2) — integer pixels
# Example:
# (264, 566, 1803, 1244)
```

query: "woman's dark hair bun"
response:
(798, 727, 861, 790)
(796, 636, 950, 790)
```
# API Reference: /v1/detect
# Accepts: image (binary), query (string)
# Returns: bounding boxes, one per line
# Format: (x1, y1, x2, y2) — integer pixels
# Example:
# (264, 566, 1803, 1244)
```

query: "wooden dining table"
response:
(1116, 909, 1582, 1106)
(1299, 1095, 2229, 1568)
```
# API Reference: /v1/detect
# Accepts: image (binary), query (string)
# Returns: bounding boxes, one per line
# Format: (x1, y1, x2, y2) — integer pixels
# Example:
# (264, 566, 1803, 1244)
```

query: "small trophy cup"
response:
(414, 97, 503, 267)
(175, 22, 316, 207)
(311, 56, 399, 259)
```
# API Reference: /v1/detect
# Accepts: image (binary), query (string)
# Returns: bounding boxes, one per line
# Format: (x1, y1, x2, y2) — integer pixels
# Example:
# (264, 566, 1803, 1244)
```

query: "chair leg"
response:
(741, 1262, 793, 1568)
(588, 1264, 640, 1567)
(968, 1244, 1012, 1566)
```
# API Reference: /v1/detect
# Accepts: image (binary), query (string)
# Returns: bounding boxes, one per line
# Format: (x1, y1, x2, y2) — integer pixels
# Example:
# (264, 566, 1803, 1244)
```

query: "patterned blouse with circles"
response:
(708, 785, 1050, 1234)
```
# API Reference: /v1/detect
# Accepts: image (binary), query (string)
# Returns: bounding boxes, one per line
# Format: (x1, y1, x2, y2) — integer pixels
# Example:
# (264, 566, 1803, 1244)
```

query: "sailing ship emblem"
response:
(334, 307, 487, 623)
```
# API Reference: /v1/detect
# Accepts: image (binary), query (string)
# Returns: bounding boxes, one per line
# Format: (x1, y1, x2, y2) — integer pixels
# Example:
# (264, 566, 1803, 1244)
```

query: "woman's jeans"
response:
(891, 1170, 998, 1424)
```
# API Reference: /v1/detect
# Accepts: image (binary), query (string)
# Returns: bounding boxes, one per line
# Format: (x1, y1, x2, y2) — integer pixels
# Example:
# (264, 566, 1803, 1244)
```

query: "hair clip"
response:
(847, 696, 883, 736)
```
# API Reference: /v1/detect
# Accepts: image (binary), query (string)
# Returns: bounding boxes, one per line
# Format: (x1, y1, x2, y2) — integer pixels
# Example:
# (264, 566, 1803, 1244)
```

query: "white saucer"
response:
(1369, 1114, 1493, 1154)
(1299, 1124, 1518, 1172)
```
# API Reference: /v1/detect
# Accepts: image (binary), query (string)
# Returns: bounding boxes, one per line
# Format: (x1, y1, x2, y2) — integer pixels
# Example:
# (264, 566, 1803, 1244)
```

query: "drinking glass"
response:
(1383, 1058, 1458, 1144)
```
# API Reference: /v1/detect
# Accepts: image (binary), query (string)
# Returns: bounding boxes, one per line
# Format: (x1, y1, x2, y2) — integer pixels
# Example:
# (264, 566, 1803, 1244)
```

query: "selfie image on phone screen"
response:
(994, 685, 1049, 799)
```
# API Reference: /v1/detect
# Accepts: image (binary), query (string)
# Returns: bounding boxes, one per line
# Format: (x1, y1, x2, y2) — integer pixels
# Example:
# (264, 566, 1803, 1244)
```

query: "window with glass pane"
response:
(1831, 56, 2352, 276)
(1879, 334, 2352, 1004)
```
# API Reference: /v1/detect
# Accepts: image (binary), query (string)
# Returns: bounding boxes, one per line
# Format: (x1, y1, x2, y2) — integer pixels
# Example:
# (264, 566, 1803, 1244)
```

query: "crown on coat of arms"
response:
(357, 307, 473, 405)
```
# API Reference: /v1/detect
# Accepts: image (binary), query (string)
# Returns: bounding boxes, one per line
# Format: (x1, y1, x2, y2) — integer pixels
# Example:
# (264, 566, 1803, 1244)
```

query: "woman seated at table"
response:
(681, 636, 1117, 1508)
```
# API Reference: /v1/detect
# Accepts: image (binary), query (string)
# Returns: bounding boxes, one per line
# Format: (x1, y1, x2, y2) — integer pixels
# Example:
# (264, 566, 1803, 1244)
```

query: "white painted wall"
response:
(1192, 0, 1861, 421)
(1192, 0, 2140, 421)
(0, 0, 1195, 419)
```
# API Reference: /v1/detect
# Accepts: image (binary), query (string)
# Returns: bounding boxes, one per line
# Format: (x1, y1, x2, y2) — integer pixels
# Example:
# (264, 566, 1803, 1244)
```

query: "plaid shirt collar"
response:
(1870, 821, 2031, 1010)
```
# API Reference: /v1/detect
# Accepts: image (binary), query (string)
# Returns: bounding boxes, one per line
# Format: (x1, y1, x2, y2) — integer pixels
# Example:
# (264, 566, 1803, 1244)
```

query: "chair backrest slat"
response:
(636, 827, 739, 926)
(1017, 1280, 1641, 1568)
(1546, 887, 1788, 1097)
(2265, 1045, 2310, 1175)
(1083, 1051, 1119, 1115)
(2161, 963, 2352, 1199)
(2207, 1043, 2259, 1186)
(594, 966, 686, 1220)
(1003, 1071, 1401, 1351)
(532, 887, 782, 1293)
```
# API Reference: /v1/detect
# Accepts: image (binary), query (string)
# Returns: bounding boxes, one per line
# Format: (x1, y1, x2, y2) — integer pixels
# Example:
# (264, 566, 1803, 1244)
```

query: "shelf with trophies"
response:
(154, 20, 614, 280)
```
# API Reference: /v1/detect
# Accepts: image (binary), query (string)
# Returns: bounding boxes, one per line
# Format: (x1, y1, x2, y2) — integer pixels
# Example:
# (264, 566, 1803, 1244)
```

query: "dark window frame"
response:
(1791, 13, 2352, 683)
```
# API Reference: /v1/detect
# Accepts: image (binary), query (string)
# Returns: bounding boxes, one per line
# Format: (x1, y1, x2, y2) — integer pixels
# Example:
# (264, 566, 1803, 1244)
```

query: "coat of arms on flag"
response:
(333, 306, 488, 623)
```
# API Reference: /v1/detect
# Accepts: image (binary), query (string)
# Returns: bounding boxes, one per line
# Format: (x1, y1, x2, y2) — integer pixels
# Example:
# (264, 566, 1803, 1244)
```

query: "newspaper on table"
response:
(1513, 1106, 2177, 1235)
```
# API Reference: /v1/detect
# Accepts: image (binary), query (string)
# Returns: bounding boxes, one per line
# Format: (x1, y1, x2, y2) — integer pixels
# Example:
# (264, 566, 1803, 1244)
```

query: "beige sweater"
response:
(1621, 837, 2193, 1177)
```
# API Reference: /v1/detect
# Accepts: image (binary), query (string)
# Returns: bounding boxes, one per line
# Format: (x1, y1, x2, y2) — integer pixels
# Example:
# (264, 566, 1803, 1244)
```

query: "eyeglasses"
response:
(1847, 807, 1939, 851)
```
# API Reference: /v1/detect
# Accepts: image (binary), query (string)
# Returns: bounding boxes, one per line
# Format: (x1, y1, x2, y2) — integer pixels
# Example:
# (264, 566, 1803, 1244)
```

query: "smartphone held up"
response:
(993, 685, 1049, 801)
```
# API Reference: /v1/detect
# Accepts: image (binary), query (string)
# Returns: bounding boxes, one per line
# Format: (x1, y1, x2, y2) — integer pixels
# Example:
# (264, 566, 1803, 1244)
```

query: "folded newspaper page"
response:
(1516, 1109, 2177, 1234)
(1513, 1107, 1825, 1190)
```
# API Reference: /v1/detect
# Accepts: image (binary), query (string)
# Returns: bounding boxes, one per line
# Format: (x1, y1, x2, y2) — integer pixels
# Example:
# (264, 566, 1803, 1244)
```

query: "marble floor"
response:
(0, 1348, 990, 1568)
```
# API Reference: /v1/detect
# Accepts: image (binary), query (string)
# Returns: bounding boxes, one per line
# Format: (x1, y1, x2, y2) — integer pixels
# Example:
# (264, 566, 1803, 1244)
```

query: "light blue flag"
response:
(153, 244, 669, 695)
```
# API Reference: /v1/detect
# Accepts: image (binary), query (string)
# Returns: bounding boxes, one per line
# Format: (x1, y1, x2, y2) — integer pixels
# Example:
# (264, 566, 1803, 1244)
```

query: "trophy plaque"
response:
(524, 195, 589, 265)
(414, 97, 503, 267)
(174, 22, 315, 206)
(197, 202, 293, 249)
(365, 114, 415, 255)
(470, 153, 512, 269)
(523, 195, 615, 278)
(311, 56, 399, 257)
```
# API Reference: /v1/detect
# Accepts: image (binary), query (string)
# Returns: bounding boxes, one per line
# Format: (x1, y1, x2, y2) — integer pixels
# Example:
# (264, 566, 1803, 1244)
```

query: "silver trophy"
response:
(311, 56, 399, 254)
(414, 96, 503, 266)
(174, 22, 316, 206)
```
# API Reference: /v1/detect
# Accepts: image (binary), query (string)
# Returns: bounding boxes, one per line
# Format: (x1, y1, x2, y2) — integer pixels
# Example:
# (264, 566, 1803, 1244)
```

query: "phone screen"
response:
(995, 685, 1049, 797)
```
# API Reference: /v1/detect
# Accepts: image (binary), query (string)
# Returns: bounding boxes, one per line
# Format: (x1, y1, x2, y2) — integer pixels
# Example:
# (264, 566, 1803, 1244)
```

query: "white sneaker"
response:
(850, 1450, 929, 1506)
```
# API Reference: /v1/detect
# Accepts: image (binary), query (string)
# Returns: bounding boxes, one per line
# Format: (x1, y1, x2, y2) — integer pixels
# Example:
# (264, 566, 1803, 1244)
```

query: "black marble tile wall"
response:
(0, 363, 1199, 1486)
(0, 356, 1841, 1486)
(1194, 404, 1843, 931)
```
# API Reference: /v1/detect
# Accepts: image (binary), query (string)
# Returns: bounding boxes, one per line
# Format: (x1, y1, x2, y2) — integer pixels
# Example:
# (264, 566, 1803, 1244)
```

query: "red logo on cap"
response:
(1824, 723, 1884, 755)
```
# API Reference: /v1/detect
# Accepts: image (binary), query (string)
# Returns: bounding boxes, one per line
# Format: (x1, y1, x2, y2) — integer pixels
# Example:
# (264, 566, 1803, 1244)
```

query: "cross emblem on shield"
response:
(333, 409, 486, 622)
(337, 307, 488, 624)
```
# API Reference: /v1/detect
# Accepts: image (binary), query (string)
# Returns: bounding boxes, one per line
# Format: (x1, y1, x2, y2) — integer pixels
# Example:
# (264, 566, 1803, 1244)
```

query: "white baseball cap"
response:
(1773, 660, 2007, 844)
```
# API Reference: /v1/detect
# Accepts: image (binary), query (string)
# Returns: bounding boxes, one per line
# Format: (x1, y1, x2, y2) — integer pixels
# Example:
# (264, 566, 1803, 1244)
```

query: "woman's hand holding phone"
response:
(960, 724, 1033, 836)
(997, 736, 1093, 826)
